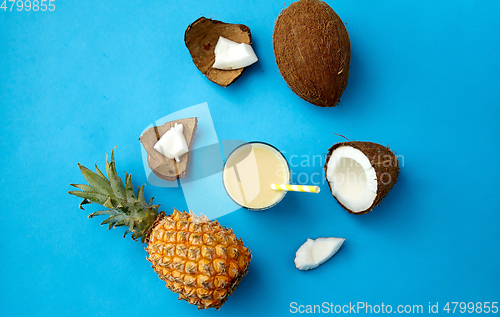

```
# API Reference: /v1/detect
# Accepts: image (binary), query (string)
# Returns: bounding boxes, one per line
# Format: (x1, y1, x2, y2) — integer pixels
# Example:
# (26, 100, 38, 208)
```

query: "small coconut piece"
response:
(140, 118, 198, 182)
(153, 123, 189, 162)
(324, 141, 399, 214)
(272, 0, 350, 107)
(294, 237, 345, 271)
(212, 36, 258, 70)
(185, 17, 253, 87)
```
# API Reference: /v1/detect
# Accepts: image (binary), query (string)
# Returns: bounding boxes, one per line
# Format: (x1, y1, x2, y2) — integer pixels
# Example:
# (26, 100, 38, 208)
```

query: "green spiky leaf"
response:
(125, 173, 137, 203)
(70, 184, 94, 191)
(88, 210, 119, 218)
(103, 197, 114, 209)
(78, 163, 113, 196)
(69, 149, 160, 244)
(123, 227, 133, 238)
(115, 219, 131, 227)
(68, 190, 108, 205)
(137, 184, 147, 207)
(101, 214, 126, 226)
(95, 162, 106, 179)
(106, 150, 127, 200)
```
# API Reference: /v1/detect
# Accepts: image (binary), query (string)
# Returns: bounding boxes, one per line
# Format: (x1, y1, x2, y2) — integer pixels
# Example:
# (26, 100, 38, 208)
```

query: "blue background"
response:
(1, 0, 499, 316)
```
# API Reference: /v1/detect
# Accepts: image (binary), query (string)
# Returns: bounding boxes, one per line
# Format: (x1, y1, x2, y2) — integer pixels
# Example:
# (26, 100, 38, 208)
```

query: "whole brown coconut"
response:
(273, 0, 350, 107)
(324, 141, 399, 214)
(185, 17, 253, 87)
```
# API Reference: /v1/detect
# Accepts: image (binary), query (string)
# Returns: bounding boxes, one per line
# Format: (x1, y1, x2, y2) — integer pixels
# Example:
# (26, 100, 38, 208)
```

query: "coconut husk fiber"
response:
(140, 118, 198, 182)
(324, 141, 399, 214)
(185, 17, 252, 87)
(273, 0, 350, 107)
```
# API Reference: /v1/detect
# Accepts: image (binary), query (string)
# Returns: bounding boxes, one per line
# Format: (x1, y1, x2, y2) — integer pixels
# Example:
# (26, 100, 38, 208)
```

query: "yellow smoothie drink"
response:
(223, 142, 290, 210)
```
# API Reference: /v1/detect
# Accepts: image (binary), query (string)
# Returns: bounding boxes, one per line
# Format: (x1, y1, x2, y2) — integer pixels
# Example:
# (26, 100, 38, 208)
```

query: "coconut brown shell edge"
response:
(185, 17, 253, 87)
(324, 141, 400, 215)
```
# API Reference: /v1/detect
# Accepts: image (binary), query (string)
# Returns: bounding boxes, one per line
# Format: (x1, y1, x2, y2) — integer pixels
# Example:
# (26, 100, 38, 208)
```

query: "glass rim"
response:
(222, 141, 291, 211)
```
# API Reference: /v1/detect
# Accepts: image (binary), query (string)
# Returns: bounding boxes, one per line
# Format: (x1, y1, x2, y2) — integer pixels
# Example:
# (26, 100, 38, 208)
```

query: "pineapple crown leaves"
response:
(68, 149, 159, 244)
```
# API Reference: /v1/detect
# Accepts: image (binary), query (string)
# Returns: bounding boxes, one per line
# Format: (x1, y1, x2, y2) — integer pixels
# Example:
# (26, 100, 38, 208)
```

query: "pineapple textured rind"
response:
(146, 209, 252, 310)
(69, 150, 252, 309)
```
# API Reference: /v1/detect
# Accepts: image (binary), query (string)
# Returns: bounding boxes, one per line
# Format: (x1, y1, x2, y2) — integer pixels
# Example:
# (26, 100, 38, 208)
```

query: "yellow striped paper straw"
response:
(271, 184, 321, 194)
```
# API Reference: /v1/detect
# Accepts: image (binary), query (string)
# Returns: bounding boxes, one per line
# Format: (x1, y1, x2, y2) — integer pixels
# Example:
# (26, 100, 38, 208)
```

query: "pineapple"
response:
(69, 150, 252, 309)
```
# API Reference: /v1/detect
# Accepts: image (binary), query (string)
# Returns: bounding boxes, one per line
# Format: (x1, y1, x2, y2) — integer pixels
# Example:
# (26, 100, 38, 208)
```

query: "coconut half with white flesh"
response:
(294, 237, 345, 271)
(324, 141, 399, 215)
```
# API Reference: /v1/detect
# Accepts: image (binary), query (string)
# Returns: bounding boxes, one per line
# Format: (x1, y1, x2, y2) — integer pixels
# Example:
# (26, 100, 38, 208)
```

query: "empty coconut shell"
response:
(273, 0, 350, 107)
(324, 141, 399, 214)
(140, 118, 198, 182)
(185, 17, 253, 87)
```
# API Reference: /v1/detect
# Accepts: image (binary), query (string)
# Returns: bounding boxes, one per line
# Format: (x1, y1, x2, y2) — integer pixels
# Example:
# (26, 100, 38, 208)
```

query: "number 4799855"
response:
(1, 0, 55, 11)
(443, 302, 498, 314)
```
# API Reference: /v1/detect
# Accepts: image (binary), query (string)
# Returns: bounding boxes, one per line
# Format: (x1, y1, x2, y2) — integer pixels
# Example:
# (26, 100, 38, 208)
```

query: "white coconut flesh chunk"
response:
(326, 146, 378, 213)
(294, 237, 345, 271)
(154, 123, 189, 162)
(212, 36, 258, 70)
